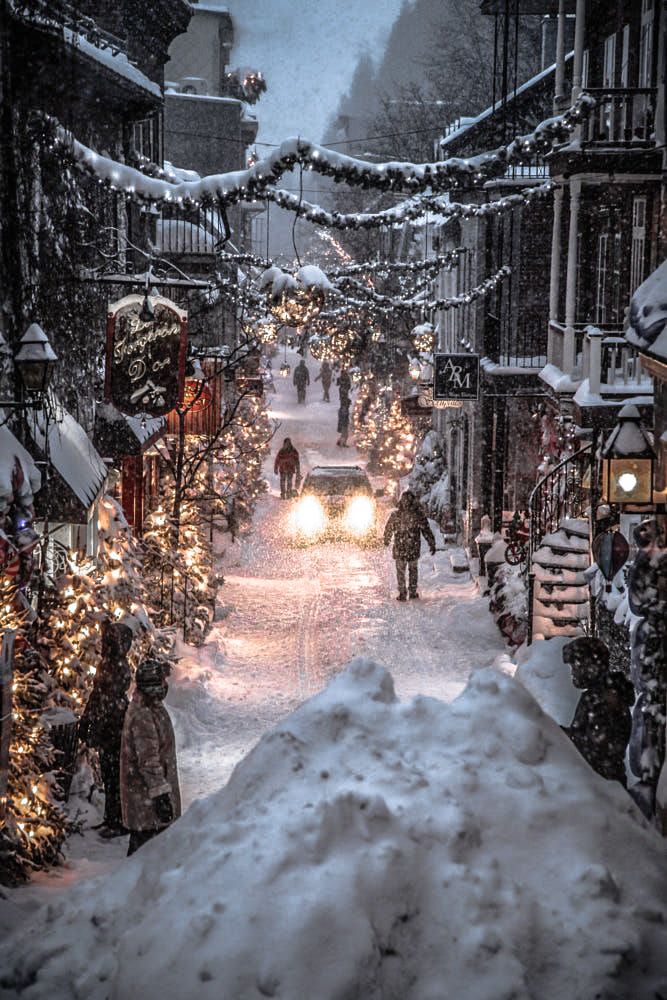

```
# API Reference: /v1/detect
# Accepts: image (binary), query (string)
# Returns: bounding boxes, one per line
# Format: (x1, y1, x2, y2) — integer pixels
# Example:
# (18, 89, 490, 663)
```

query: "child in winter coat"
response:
(561, 637, 634, 787)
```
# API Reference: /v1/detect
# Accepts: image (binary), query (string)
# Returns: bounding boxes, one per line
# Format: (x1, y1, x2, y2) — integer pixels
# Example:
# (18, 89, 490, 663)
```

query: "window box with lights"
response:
(601, 404, 655, 508)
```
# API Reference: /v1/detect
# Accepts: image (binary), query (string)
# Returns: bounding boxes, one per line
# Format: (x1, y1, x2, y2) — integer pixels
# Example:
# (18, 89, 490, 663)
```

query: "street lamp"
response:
(14, 324, 58, 396)
(601, 404, 655, 506)
(1, 324, 58, 407)
(409, 358, 422, 381)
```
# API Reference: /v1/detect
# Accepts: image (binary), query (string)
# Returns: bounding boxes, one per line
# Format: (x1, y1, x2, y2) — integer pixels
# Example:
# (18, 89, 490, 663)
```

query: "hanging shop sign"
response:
(415, 384, 463, 411)
(105, 294, 188, 417)
(433, 353, 480, 403)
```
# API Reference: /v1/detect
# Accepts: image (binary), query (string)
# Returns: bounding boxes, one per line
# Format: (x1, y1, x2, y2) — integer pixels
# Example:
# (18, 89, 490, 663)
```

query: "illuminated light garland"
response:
(267, 181, 554, 231)
(327, 264, 511, 314)
(259, 265, 332, 327)
(50, 95, 593, 209)
(412, 322, 436, 353)
(328, 250, 464, 277)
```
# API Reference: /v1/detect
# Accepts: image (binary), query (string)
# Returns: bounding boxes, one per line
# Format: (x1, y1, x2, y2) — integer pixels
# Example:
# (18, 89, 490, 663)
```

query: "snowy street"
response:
(172, 351, 507, 805)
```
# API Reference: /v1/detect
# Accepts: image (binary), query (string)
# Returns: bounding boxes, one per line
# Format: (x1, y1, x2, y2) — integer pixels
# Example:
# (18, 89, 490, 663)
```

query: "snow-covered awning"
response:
(94, 402, 166, 459)
(27, 400, 107, 522)
(625, 260, 667, 367)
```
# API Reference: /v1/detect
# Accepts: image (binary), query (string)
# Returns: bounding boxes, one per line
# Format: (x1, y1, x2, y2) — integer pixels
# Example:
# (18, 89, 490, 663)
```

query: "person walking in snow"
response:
(383, 490, 436, 601)
(337, 368, 352, 403)
(561, 637, 634, 787)
(337, 394, 351, 448)
(79, 620, 133, 838)
(120, 659, 181, 856)
(293, 359, 310, 404)
(314, 361, 333, 402)
(274, 437, 301, 499)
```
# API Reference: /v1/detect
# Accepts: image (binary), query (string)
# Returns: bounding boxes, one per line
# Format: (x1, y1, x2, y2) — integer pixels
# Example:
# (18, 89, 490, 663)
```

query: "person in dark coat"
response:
(273, 437, 301, 499)
(79, 620, 133, 837)
(293, 359, 310, 404)
(120, 659, 181, 856)
(561, 637, 634, 787)
(337, 394, 351, 447)
(337, 369, 352, 402)
(383, 490, 436, 600)
(314, 361, 333, 401)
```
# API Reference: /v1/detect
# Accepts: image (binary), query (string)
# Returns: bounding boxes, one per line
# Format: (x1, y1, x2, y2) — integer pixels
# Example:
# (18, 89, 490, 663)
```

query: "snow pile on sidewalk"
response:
(2, 661, 667, 1000)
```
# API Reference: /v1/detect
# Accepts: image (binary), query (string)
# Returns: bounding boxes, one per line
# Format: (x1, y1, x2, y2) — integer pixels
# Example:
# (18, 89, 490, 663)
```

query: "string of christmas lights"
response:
(48, 95, 593, 210)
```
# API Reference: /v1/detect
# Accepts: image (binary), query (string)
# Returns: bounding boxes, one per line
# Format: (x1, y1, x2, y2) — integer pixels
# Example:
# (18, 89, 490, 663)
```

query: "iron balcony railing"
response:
(583, 87, 657, 146)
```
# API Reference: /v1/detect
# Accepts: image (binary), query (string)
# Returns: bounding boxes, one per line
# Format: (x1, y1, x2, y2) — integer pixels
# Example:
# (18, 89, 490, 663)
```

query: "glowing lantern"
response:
(601, 405, 655, 506)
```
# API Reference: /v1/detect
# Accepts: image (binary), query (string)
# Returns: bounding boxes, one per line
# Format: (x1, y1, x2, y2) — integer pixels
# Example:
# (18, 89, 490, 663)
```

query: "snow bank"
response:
(2, 660, 667, 1000)
(514, 636, 581, 726)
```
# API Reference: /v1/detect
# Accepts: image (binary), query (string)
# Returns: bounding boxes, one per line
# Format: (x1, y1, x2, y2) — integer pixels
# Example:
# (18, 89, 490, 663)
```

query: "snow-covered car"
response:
(291, 466, 381, 544)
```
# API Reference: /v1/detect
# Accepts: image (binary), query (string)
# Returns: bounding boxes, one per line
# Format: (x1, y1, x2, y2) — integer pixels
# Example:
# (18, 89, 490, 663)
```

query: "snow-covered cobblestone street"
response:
(171, 355, 506, 806)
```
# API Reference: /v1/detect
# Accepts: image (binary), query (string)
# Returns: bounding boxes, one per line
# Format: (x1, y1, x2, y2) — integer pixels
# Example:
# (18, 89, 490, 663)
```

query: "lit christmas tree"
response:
(375, 398, 417, 480)
(0, 580, 70, 885)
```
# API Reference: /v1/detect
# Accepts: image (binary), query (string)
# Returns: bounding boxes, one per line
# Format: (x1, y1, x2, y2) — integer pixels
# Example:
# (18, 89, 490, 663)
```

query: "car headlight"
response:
(291, 495, 326, 537)
(343, 495, 375, 534)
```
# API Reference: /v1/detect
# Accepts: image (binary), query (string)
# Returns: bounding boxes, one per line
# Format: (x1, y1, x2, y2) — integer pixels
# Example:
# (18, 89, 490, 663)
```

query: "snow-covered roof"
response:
(95, 401, 166, 448)
(63, 28, 161, 99)
(3, 659, 666, 997)
(27, 401, 107, 510)
(625, 260, 667, 365)
(439, 55, 570, 151)
(190, 1, 230, 13)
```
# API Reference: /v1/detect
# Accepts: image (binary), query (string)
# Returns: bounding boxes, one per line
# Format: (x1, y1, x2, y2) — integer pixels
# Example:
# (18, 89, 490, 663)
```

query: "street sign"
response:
(434, 353, 480, 402)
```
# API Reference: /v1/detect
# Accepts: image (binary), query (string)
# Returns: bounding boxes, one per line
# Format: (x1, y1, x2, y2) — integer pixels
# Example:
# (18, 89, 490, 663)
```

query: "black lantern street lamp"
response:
(14, 324, 58, 396)
(601, 404, 655, 506)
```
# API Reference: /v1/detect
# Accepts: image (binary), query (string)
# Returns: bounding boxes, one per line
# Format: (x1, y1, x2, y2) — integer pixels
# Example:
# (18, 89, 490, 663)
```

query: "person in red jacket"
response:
(274, 437, 301, 499)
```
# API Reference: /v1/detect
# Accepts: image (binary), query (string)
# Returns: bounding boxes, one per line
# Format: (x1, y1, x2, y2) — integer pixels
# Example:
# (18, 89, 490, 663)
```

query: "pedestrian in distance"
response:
(293, 358, 310, 404)
(274, 437, 301, 499)
(120, 659, 181, 857)
(561, 637, 634, 787)
(383, 490, 436, 601)
(337, 368, 352, 403)
(78, 619, 133, 838)
(314, 361, 333, 401)
(337, 395, 351, 448)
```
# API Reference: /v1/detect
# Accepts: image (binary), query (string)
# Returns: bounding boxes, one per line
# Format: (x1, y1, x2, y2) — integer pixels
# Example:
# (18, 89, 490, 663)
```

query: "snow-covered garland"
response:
(51, 95, 594, 209)
(327, 250, 464, 277)
(266, 180, 553, 231)
(329, 264, 511, 313)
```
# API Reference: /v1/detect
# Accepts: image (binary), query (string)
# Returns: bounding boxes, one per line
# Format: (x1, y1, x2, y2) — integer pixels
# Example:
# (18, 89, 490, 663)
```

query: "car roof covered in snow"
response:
(309, 466, 367, 477)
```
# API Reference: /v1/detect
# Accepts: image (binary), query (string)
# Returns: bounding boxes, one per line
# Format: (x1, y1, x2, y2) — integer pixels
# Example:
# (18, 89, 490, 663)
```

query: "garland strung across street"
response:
(327, 250, 464, 277)
(321, 264, 511, 317)
(265, 180, 553, 231)
(52, 94, 594, 209)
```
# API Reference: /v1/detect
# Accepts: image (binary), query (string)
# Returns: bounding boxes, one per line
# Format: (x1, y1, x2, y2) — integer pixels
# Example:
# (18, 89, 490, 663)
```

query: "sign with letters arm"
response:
(433, 354, 480, 402)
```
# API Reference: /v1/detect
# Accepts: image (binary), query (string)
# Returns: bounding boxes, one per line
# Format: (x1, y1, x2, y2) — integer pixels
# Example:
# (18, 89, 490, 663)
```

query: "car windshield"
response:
(304, 471, 372, 496)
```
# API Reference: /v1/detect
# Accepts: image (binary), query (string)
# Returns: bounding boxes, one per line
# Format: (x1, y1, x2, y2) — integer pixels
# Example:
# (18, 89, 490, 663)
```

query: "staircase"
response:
(528, 445, 593, 642)
(531, 517, 590, 639)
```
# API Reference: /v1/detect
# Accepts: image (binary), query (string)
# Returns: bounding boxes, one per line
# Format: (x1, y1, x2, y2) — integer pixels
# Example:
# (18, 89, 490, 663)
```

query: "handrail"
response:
(527, 443, 592, 565)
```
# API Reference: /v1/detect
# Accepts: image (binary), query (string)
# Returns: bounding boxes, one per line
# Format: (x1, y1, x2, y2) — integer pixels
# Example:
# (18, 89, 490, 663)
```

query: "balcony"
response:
(484, 311, 548, 371)
(582, 88, 657, 147)
(543, 321, 652, 404)
(154, 206, 227, 271)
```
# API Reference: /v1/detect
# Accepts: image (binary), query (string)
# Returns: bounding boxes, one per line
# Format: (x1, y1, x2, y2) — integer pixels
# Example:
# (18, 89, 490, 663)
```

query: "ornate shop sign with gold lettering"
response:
(105, 294, 188, 417)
